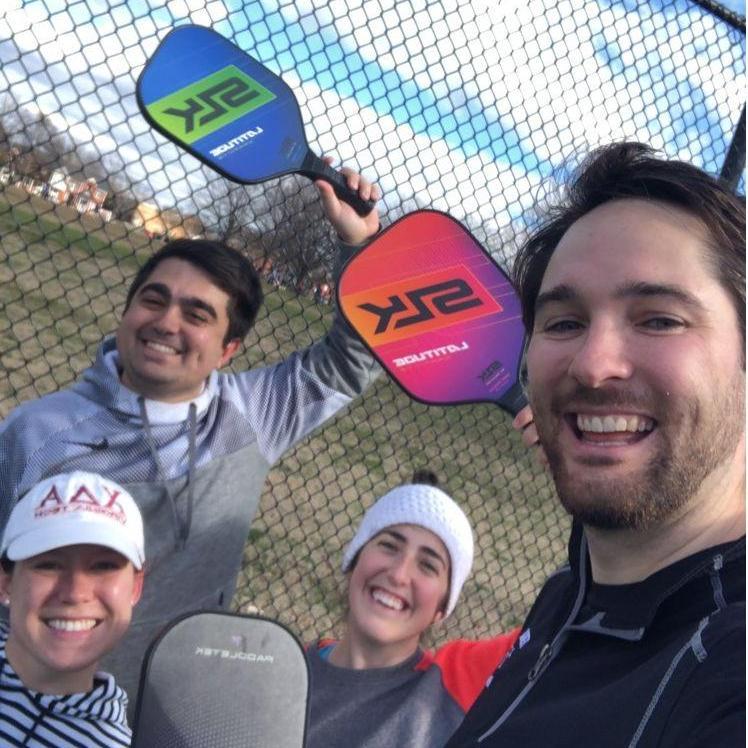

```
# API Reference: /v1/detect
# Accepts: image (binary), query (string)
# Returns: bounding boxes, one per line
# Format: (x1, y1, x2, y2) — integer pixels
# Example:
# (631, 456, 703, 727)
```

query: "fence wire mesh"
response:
(1, 0, 744, 647)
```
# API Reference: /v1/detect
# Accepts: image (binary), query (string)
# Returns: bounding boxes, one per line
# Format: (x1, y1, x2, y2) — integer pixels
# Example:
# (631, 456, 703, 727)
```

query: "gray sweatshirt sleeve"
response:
(226, 239, 381, 463)
(297, 237, 381, 398)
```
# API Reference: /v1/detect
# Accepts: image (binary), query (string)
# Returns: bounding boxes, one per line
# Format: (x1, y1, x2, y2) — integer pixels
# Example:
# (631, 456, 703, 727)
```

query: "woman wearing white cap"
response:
(306, 471, 519, 748)
(0, 471, 146, 747)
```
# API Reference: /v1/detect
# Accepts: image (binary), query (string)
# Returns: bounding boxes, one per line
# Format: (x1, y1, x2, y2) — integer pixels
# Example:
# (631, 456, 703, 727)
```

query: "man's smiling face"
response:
(116, 258, 240, 403)
(526, 198, 745, 530)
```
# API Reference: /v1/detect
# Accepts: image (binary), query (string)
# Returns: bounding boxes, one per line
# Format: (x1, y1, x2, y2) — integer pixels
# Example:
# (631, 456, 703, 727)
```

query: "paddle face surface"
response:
(338, 210, 527, 415)
(137, 25, 310, 184)
(132, 611, 309, 747)
(137, 24, 375, 215)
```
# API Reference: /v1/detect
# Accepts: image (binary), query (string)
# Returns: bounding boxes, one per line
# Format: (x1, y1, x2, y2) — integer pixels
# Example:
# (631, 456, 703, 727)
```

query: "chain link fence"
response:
(1, 0, 744, 646)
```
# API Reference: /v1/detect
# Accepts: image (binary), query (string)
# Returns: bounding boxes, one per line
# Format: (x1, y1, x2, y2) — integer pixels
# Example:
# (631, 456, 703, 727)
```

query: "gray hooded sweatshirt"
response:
(0, 291, 378, 702)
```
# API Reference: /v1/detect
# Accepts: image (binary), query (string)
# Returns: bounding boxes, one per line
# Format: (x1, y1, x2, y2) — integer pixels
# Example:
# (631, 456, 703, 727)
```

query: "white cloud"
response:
(1, 0, 743, 234)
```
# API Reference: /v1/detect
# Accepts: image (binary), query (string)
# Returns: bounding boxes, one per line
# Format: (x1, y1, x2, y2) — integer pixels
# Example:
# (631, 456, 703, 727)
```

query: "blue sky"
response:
(720, 0, 745, 14)
(2, 0, 745, 231)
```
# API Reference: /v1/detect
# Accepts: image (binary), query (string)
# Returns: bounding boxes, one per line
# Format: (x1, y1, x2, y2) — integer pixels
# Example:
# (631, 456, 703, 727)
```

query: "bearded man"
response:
(447, 142, 745, 748)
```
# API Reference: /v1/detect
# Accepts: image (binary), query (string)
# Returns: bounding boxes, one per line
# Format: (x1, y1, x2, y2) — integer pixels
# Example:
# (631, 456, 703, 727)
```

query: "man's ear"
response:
(430, 608, 445, 626)
(219, 338, 241, 368)
(131, 569, 145, 606)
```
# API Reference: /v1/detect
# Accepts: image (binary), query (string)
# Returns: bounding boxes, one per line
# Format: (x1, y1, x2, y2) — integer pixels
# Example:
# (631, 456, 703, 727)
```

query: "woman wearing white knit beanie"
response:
(306, 472, 519, 748)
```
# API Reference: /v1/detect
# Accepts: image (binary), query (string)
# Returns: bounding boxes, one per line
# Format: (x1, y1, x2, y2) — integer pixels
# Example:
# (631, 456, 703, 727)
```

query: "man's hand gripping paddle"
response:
(137, 24, 375, 216)
(338, 210, 528, 416)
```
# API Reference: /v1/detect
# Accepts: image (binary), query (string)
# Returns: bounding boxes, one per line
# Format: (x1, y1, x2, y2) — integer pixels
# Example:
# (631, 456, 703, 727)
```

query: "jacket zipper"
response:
(528, 642, 553, 681)
(477, 533, 590, 743)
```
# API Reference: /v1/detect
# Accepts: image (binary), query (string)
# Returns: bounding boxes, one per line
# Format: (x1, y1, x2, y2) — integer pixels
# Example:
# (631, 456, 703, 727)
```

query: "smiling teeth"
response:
(47, 619, 97, 631)
(146, 341, 179, 354)
(372, 589, 405, 611)
(577, 414, 654, 433)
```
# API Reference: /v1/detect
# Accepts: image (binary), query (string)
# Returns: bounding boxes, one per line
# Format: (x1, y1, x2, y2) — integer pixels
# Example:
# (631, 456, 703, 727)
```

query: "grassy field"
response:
(0, 186, 569, 645)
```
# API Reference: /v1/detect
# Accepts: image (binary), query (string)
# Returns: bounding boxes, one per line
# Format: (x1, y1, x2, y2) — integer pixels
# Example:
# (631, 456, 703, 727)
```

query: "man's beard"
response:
(531, 379, 744, 531)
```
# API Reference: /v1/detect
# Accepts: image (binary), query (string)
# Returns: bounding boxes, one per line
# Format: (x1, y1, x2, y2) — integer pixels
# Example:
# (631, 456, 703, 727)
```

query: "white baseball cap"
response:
(341, 482, 474, 617)
(1, 472, 145, 570)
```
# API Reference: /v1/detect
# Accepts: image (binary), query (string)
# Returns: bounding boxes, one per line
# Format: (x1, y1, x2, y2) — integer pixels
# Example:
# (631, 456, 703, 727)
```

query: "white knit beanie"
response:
(341, 483, 474, 617)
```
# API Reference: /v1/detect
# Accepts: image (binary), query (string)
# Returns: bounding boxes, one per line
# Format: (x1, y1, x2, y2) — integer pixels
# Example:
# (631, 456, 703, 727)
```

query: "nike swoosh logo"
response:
(66, 438, 110, 450)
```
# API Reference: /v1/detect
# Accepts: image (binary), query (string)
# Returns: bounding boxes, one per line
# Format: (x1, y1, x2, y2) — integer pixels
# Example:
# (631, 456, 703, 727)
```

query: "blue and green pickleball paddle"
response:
(137, 25, 375, 216)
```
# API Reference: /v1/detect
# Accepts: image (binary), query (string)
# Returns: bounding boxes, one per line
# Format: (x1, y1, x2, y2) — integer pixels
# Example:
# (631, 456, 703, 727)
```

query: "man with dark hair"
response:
(447, 142, 745, 747)
(0, 169, 381, 701)
(124, 238, 266, 340)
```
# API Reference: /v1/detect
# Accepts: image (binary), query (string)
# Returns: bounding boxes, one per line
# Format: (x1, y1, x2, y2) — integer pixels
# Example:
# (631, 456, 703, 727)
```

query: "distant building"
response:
(130, 202, 204, 239)
(18, 176, 45, 195)
(48, 170, 69, 202)
(1, 158, 111, 221)
(45, 171, 110, 219)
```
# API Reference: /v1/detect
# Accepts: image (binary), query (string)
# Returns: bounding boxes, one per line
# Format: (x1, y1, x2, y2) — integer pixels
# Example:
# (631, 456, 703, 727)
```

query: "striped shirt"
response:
(0, 625, 131, 747)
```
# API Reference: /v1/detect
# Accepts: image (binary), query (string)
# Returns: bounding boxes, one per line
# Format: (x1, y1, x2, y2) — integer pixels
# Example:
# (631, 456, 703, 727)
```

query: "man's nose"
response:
(152, 302, 181, 333)
(567, 323, 633, 388)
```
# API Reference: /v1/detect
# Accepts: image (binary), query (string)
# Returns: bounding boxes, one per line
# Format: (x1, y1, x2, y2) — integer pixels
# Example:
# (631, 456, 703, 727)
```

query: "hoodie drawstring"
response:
(139, 397, 196, 548)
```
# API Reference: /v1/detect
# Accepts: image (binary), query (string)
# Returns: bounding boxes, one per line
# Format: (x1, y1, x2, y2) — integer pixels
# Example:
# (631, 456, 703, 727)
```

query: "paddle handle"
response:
(499, 381, 528, 417)
(300, 152, 377, 216)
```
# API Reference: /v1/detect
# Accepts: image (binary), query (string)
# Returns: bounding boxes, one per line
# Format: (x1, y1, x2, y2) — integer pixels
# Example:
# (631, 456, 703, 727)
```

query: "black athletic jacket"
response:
(446, 524, 745, 748)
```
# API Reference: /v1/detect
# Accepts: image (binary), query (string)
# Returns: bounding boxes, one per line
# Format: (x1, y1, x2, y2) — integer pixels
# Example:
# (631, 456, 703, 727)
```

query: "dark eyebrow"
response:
(380, 529, 448, 568)
(138, 282, 170, 299)
(615, 281, 707, 311)
(382, 529, 406, 543)
(419, 545, 448, 569)
(181, 298, 218, 320)
(534, 284, 577, 315)
(535, 281, 707, 315)
(137, 282, 218, 321)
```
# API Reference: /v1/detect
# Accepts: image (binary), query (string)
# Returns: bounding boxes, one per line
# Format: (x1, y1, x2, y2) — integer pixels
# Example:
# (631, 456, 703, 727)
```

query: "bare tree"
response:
(195, 175, 336, 295)
(73, 145, 142, 219)
(0, 95, 16, 155)
(102, 172, 140, 219)
(198, 182, 259, 251)
(251, 176, 336, 293)
(23, 109, 80, 178)
(0, 100, 89, 185)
